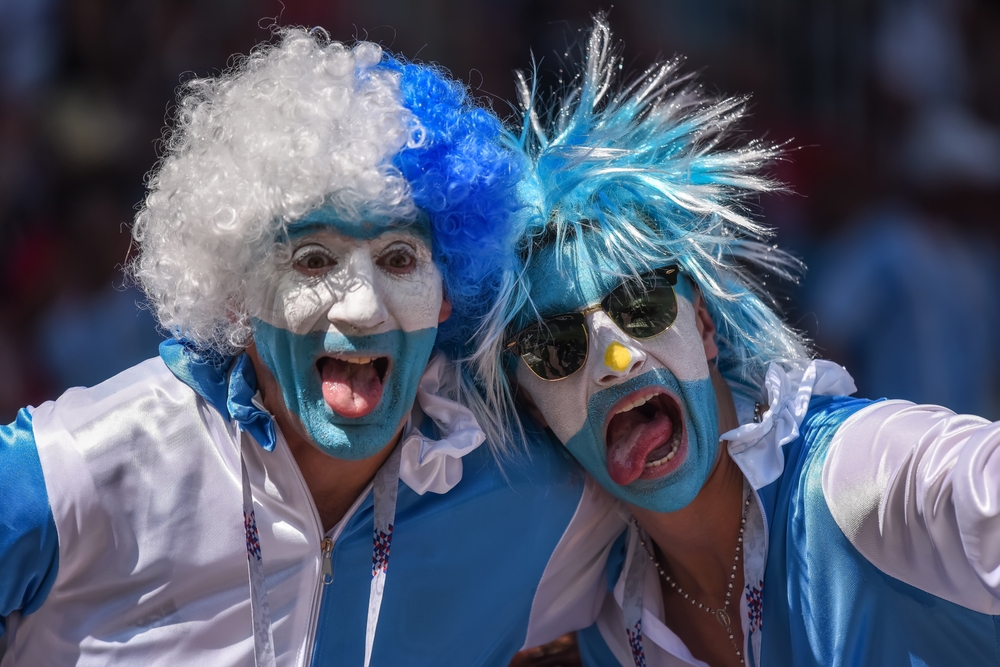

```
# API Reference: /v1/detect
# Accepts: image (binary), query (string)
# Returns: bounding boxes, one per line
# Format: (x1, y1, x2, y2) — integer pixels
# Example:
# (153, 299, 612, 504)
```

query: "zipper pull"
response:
(320, 537, 334, 585)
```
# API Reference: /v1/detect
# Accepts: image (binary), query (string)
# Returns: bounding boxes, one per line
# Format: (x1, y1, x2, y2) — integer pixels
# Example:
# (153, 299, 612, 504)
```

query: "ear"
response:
(692, 290, 720, 362)
(438, 296, 452, 324)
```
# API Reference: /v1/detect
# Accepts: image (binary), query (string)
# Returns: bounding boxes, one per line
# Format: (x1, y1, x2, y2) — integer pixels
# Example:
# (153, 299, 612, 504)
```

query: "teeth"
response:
(644, 439, 680, 468)
(345, 357, 374, 364)
(615, 395, 650, 415)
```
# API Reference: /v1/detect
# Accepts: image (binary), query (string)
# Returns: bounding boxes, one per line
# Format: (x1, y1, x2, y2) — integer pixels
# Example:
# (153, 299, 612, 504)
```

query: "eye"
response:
(292, 244, 337, 275)
(376, 243, 417, 275)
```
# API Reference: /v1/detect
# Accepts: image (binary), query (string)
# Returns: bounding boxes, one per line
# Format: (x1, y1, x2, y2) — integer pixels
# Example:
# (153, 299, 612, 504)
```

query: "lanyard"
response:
(365, 444, 401, 667)
(240, 435, 402, 667)
(622, 523, 648, 667)
(241, 453, 278, 667)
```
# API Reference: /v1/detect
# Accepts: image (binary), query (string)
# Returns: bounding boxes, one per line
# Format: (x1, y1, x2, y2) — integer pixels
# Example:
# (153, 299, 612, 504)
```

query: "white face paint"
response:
(251, 216, 444, 460)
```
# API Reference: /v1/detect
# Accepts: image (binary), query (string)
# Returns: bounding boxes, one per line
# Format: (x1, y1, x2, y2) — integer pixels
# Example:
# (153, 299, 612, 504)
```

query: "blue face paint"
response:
(564, 368, 718, 512)
(517, 231, 700, 328)
(289, 205, 431, 242)
(516, 239, 628, 331)
(252, 318, 437, 460)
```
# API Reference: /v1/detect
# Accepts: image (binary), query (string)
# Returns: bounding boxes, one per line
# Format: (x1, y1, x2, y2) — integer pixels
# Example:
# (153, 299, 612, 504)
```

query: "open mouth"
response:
(604, 389, 685, 486)
(317, 356, 390, 419)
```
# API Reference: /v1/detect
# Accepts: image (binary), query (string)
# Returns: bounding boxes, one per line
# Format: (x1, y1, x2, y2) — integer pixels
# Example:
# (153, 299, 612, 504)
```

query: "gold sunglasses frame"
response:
(506, 266, 679, 382)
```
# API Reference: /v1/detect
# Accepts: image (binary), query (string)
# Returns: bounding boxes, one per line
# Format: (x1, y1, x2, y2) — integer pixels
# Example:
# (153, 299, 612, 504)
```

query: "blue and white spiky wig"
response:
(472, 18, 812, 431)
(131, 27, 521, 448)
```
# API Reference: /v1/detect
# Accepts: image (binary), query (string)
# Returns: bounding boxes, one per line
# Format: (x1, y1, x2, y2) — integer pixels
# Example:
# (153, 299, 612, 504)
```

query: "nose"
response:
(324, 253, 389, 332)
(604, 341, 632, 371)
(589, 311, 645, 386)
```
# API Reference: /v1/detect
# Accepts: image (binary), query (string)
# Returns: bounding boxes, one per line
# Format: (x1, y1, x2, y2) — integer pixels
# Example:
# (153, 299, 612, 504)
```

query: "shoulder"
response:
(757, 395, 877, 524)
(0, 357, 217, 625)
(31, 356, 232, 464)
(793, 395, 879, 471)
(391, 422, 592, 576)
(800, 395, 878, 438)
(816, 397, 991, 500)
(28, 357, 238, 555)
(382, 428, 623, 655)
(436, 424, 586, 524)
(32, 356, 207, 435)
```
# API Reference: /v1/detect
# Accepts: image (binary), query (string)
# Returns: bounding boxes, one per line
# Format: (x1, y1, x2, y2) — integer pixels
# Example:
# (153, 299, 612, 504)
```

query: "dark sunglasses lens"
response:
(605, 274, 678, 338)
(517, 314, 588, 380)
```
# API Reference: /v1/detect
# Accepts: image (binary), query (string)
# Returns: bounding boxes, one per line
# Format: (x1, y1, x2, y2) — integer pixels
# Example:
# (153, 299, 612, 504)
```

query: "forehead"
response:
(526, 242, 621, 317)
(288, 205, 432, 244)
(523, 235, 690, 321)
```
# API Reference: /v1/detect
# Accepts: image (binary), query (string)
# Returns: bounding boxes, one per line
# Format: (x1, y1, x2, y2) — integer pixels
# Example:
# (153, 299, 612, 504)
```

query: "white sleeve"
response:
(822, 399, 1000, 614)
(520, 477, 626, 649)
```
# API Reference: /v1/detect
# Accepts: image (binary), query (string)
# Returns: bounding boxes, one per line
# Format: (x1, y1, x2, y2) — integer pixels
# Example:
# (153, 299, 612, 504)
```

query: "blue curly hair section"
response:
(381, 57, 522, 360)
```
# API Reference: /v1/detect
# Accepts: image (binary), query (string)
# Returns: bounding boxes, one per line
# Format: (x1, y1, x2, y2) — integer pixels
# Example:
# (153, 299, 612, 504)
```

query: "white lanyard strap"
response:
(241, 435, 403, 667)
(622, 523, 648, 667)
(241, 452, 277, 667)
(365, 444, 402, 667)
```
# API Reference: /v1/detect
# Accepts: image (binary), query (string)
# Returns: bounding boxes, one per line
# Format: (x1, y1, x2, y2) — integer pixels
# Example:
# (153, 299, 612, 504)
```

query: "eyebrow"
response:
(284, 219, 431, 243)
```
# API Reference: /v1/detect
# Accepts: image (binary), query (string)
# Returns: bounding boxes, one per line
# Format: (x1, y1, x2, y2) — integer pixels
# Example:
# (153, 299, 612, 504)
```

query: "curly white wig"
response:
(132, 28, 423, 353)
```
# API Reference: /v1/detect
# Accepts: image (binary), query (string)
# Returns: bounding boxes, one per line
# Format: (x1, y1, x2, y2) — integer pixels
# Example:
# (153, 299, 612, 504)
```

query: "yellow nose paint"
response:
(604, 341, 632, 371)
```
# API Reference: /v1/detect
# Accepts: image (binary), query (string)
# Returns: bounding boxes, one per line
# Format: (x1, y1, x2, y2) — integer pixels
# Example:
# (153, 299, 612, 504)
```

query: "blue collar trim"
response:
(159, 339, 278, 451)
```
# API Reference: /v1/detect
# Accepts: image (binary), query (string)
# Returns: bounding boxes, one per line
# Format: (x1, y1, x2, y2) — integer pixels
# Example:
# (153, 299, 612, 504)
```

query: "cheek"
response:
(378, 263, 443, 333)
(517, 365, 590, 443)
(261, 272, 350, 335)
(642, 296, 711, 382)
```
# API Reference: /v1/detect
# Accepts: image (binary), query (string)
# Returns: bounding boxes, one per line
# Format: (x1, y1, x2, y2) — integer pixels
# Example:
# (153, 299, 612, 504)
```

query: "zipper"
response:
(320, 538, 334, 585)
(270, 421, 327, 667)
(271, 420, 377, 666)
(268, 413, 389, 666)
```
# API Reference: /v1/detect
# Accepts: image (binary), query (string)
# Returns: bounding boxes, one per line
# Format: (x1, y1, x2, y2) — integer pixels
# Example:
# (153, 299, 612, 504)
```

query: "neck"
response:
(629, 364, 745, 605)
(283, 421, 401, 533)
(246, 344, 403, 533)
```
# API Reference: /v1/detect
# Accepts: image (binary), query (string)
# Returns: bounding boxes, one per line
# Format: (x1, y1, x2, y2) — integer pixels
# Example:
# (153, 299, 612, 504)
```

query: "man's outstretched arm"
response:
(823, 400, 1000, 613)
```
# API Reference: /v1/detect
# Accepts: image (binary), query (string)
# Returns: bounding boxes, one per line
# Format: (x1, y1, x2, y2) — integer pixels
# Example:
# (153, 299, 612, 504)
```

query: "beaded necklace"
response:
(633, 492, 751, 665)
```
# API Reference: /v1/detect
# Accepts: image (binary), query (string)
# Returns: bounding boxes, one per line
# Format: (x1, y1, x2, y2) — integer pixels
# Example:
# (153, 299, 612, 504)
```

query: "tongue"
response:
(605, 407, 674, 486)
(319, 358, 384, 419)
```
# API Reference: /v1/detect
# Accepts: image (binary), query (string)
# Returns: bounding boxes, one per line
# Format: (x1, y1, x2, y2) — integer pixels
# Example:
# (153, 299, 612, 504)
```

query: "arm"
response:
(822, 400, 1000, 613)
(0, 408, 60, 634)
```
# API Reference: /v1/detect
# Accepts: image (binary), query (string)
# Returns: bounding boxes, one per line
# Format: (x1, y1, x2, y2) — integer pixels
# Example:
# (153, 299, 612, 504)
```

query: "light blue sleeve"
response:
(0, 408, 59, 637)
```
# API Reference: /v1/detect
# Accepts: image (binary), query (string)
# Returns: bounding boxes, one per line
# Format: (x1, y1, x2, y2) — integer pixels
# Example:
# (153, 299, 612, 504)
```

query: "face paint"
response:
(252, 324, 436, 459)
(563, 368, 717, 511)
(517, 240, 720, 512)
(252, 207, 443, 460)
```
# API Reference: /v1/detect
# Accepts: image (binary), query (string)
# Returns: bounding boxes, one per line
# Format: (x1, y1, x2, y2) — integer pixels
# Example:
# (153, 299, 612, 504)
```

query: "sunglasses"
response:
(507, 266, 679, 381)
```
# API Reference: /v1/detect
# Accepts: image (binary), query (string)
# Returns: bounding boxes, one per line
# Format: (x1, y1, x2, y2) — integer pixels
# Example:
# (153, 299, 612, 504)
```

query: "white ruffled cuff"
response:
(721, 360, 857, 489)
(398, 354, 486, 495)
